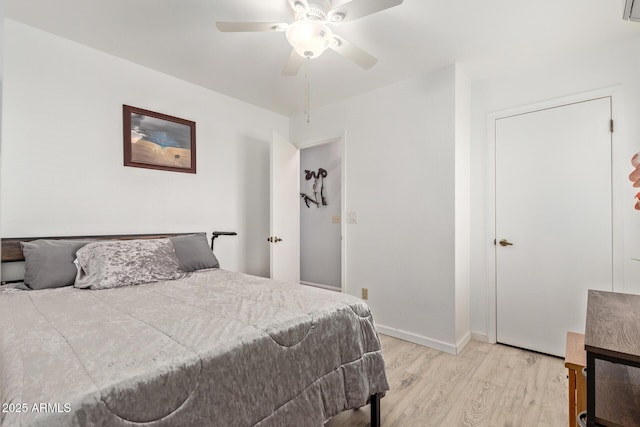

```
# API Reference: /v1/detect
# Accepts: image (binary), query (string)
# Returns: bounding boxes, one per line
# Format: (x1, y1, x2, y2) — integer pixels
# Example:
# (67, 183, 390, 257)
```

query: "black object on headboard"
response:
(211, 231, 237, 250)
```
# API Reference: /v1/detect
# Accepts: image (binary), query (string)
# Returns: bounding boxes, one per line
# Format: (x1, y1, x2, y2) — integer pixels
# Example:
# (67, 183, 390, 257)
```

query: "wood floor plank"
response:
(326, 334, 567, 427)
(409, 343, 489, 425)
(537, 369, 569, 427)
(438, 378, 502, 426)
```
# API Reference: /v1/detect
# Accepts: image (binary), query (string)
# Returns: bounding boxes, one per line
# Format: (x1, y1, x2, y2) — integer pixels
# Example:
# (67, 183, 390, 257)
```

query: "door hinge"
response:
(610, 119, 614, 133)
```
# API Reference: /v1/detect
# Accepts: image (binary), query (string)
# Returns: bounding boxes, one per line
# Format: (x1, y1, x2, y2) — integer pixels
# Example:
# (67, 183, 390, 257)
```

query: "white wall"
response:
(1, 20, 289, 278)
(0, 3, 4, 282)
(469, 34, 640, 339)
(291, 64, 472, 354)
(300, 140, 341, 288)
(454, 66, 471, 348)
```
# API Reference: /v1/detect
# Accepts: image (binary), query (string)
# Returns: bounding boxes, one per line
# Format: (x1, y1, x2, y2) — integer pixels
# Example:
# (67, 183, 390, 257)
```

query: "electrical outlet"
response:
(361, 288, 368, 300)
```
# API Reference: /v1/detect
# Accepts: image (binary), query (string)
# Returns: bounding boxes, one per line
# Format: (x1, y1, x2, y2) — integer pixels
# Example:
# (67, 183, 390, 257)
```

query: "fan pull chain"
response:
(305, 58, 310, 123)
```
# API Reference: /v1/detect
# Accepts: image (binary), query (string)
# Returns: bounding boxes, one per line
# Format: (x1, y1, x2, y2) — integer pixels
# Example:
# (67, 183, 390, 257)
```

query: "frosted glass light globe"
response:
(286, 19, 333, 58)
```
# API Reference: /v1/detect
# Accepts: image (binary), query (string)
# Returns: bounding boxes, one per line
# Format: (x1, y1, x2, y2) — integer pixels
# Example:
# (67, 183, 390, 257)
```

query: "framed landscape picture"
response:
(123, 105, 196, 174)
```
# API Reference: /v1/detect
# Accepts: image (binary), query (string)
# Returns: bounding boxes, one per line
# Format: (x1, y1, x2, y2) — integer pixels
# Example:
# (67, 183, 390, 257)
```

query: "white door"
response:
(270, 132, 300, 282)
(495, 97, 613, 357)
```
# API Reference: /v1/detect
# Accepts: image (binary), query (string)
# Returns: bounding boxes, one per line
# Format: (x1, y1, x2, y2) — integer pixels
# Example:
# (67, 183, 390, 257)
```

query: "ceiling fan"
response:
(216, 0, 404, 76)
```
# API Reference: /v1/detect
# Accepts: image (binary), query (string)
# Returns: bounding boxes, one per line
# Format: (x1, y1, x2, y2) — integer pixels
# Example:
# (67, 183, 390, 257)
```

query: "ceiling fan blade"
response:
(288, 0, 310, 14)
(329, 35, 378, 69)
(216, 22, 288, 32)
(328, 0, 403, 23)
(283, 49, 305, 76)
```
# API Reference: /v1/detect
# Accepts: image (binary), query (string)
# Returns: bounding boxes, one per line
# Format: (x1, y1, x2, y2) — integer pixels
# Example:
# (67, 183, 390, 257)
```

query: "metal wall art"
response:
(300, 168, 327, 208)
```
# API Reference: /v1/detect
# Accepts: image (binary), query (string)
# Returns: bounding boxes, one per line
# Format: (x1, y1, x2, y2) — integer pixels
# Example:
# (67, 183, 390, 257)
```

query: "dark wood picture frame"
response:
(123, 105, 196, 174)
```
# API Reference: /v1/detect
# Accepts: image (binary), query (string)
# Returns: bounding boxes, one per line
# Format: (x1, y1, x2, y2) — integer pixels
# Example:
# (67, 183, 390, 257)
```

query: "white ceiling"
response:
(6, 0, 640, 116)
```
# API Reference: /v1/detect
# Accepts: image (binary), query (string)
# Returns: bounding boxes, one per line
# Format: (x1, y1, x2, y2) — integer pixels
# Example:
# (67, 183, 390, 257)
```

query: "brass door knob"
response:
(499, 239, 514, 247)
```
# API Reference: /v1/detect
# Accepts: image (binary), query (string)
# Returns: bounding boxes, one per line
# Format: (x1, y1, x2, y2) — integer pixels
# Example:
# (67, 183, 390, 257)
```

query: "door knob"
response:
(499, 239, 514, 247)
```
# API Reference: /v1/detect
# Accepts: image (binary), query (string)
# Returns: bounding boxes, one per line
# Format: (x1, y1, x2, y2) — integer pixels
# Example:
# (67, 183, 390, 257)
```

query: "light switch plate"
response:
(347, 211, 358, 223)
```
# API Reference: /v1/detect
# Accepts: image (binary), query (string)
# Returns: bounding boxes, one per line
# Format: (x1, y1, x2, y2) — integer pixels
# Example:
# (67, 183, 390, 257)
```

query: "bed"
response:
(0, 233, 388, 427)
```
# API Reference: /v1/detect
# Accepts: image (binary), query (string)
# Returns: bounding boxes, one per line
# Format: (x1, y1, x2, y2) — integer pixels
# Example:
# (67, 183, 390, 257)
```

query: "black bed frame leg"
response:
(370, 393, 381, 427)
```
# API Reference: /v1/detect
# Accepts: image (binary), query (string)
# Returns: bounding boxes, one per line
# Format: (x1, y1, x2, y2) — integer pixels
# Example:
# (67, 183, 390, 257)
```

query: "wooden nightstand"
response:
(585, 290, 640, 427)
(565, 332, 586, 427)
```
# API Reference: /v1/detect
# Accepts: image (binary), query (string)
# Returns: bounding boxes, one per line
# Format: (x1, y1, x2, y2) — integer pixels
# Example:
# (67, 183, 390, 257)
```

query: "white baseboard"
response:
(471, 331, 490, 343)
(376, 324, 458, 355)
(456, 331, 472, 354)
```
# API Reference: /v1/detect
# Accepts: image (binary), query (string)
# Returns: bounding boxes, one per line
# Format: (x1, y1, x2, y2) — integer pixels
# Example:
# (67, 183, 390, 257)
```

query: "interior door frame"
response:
(297, 131, 347, 293)
(486, 86, 624, 344)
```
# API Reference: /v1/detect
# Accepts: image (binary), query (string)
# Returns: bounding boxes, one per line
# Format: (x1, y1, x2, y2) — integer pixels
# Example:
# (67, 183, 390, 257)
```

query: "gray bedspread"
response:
(0, 269, 388, 426)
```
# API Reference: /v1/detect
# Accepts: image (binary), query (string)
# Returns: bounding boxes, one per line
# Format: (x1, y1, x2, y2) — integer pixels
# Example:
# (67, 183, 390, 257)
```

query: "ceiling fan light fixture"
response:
(286, 19, 333, 58)
(292, 0, 308, 12)
(329, 12, 345, 23)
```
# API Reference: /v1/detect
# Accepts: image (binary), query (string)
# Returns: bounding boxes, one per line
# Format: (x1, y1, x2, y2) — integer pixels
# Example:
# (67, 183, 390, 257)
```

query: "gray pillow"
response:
(21, 239, 94, 290)
(169, 233, 220, 272)
(74, 239, 185, 290)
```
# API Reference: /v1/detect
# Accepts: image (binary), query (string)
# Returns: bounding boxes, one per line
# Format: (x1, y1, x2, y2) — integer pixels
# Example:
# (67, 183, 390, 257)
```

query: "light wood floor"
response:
(326, 334, 567, 427)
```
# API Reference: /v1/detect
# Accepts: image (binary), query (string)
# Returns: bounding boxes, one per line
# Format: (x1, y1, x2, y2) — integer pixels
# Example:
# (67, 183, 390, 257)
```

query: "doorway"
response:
(299, 138, 342, 291)
(494, 96, 613, 356)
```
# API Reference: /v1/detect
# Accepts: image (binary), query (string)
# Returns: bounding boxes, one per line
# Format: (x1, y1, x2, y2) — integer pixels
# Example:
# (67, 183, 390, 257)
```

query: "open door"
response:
(270, 132, 300, 282)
